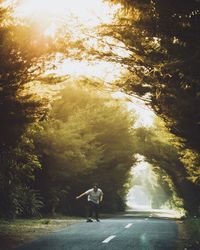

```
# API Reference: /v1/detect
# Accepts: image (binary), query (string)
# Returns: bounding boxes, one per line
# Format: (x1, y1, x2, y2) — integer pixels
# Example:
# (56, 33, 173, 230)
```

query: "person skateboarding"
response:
(76, 183, 103, 222)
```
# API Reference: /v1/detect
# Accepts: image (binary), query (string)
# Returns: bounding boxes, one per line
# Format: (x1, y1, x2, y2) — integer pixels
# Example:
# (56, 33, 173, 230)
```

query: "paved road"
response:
(16, 212, 182, 250)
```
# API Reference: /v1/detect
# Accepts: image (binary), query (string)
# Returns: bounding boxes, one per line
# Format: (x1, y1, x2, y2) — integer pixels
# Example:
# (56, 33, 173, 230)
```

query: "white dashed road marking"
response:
(102, 235, 116, 243)
(125, 223, 133, 229)
(102, 223, 133, 244)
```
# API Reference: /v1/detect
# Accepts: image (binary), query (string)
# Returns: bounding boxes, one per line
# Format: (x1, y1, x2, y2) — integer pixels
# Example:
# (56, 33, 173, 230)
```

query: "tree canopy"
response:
(0, 0, 200, 217)
(101, 0, 200, 153)
(134, 119, 200, 214)
(32, 83, 136, 213)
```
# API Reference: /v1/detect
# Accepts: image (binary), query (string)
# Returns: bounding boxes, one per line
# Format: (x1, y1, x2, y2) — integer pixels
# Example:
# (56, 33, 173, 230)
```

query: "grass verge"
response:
(178, 217, 200, 249)
(0, 216, 82, 250)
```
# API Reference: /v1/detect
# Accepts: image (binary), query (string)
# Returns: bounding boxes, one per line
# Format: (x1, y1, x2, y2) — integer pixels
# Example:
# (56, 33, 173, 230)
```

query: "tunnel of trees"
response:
(0, 0, 200, 218)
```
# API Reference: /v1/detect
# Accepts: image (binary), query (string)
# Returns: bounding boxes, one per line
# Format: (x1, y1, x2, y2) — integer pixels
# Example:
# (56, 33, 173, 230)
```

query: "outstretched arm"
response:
(76, 192, 87, 200)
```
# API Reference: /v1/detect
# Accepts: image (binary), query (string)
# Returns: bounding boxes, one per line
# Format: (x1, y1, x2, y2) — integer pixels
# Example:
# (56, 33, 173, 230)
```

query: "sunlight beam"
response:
(14, 0, 121, 28)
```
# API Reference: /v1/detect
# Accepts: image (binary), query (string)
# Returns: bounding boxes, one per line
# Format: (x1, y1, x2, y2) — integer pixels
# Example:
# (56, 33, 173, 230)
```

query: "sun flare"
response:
(6, 0, 150, 126)
(14, 0, 120, 28)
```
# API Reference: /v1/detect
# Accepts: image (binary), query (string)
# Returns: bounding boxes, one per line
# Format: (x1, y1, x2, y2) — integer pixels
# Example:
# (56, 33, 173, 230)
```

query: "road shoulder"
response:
(0, 216, 82, 250)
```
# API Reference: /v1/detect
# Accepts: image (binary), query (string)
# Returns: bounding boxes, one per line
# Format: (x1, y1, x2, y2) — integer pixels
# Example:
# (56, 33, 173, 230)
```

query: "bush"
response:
(15, 187, 44, 218)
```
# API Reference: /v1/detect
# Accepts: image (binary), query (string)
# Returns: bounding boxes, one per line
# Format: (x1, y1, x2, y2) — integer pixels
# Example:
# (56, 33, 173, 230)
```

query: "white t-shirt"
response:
(85, 188, 103, 204)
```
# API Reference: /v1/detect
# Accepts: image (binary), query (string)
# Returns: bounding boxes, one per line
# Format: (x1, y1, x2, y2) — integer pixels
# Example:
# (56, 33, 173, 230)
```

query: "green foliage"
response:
(0, 4, 63, 218)
(0, 0, 199, 218)
(0, 129, 42, 218)
(15, 188, 44, 218)
(97, 2, 200, 216)
(180, 149, 200, 185)
(33, 83, 136, 213)
(152, 166, 184, 210)
(184, 218, 200, 249)
(134, 119, 200, 214)
(0, 5, 51, 148)
(105, 0, 200, 154)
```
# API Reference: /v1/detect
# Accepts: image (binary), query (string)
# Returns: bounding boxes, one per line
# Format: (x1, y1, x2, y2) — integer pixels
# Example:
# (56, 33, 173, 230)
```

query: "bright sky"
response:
(11, 0, 129, 80)
(112, 92, 155, 127)
(128, 100, 155, 127)
(45, 58, 126, 83)
(13, 0, 121, 27)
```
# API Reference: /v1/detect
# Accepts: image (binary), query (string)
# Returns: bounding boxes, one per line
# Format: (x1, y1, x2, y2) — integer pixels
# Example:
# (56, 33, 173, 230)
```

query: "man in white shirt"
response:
(76, 183, 103, 222)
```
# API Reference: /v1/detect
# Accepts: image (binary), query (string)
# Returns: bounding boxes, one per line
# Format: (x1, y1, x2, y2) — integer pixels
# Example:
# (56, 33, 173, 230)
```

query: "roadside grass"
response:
(179, 217, 200, 249)
(0, 216, 82, 250)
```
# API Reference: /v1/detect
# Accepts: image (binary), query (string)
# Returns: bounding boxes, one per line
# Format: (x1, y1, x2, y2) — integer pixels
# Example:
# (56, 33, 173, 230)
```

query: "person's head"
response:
(93, 183, 98, 191)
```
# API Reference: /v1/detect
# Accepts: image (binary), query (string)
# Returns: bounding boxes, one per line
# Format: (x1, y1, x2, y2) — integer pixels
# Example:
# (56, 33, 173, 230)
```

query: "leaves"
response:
(33, 83, 136, 212)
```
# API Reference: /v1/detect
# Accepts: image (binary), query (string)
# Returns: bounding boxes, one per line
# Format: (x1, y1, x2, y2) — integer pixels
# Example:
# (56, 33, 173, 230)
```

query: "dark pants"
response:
(88, 201, 99, 220)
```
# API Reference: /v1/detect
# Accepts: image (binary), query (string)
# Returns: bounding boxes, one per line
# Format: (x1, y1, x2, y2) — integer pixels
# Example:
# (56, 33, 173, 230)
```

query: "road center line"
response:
(125, 223, 133, 229)
(102, 235, 116, 243)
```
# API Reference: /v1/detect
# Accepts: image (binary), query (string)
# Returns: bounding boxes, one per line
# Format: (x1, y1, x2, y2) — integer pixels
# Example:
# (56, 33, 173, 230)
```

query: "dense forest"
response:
(0, 0, 199, 218)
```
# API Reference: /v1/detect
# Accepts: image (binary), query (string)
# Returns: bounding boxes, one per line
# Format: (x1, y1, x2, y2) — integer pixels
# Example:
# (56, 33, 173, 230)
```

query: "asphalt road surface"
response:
(16, 211, 183, 250)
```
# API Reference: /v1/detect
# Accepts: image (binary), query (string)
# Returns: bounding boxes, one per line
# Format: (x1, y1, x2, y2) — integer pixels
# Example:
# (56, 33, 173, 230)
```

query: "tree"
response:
(0, 3, 61, 217)
(0, 127, 43, 217)
(0, 5, 52, 149)
(134, 119, 200, 215)
(103, 0, 200, 152)
(33, 83, 136, 214)
(81, 0, 200, 215)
